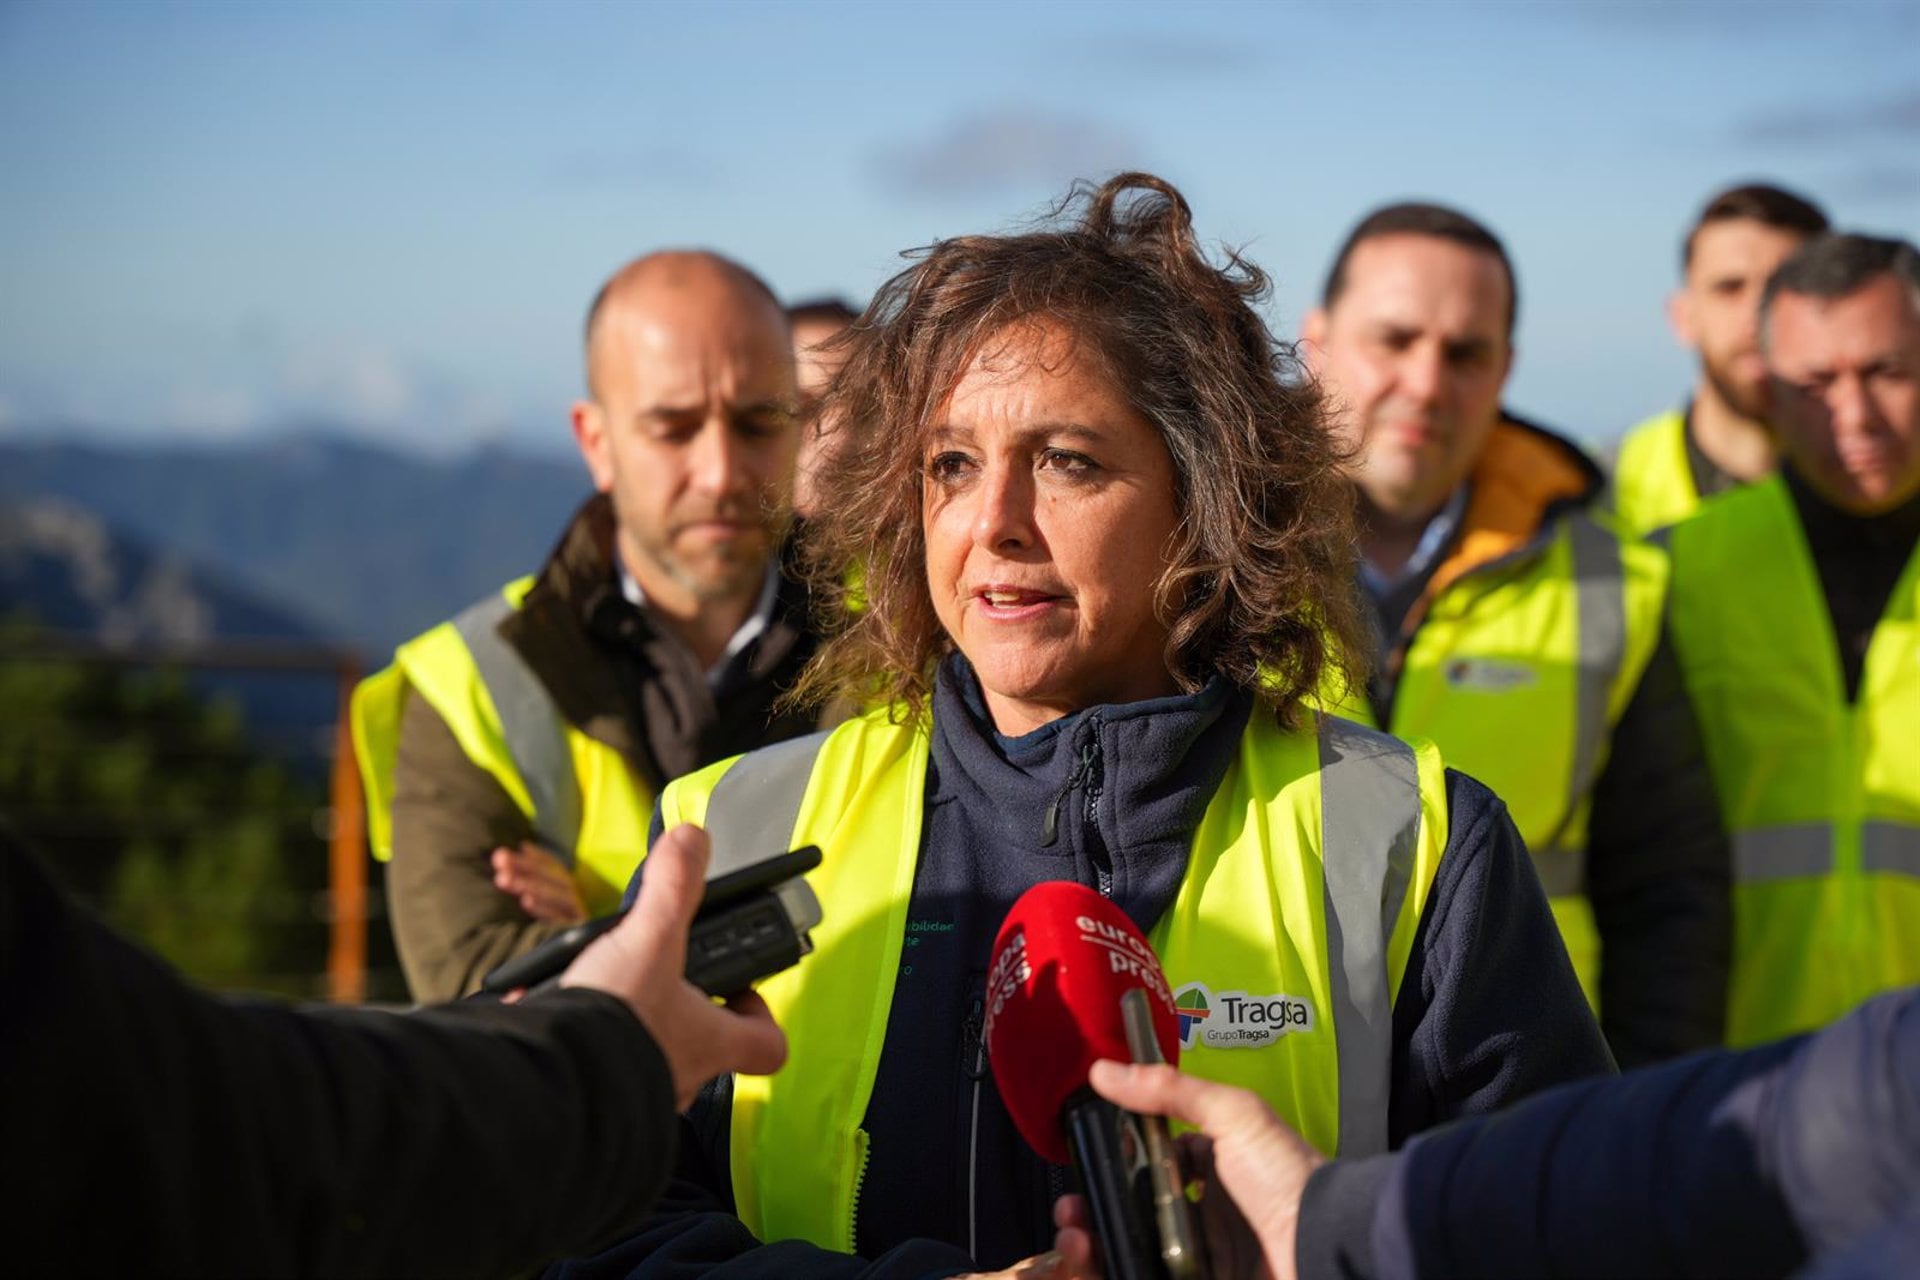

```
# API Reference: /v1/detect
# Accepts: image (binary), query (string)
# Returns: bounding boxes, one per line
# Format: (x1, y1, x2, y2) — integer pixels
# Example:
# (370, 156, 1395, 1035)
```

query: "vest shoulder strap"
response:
(1314, 713, 1421, 1156)
(1551, 506, 1628, 859)
(449, 588, 583, 860)
(1523, 510, 1665, 881)
(703, 728, 835, 875)
(1565, 511, 1627, 824)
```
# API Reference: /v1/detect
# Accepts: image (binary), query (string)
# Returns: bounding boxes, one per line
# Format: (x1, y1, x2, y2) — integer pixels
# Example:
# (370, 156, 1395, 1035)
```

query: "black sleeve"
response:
(2, 824, 679, 1280)
(1584, 620, 1731, 1067)
(548, 1198, 977, 1280)
(547, 1078, 977, 1280)
(1386, 770, 1616, 1146)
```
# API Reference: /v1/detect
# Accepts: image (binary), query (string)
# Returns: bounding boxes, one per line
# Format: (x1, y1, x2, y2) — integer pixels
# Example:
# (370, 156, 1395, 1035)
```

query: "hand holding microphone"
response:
(1052, 1061, 1323, 1280)
(984, 881, 1208, 1280)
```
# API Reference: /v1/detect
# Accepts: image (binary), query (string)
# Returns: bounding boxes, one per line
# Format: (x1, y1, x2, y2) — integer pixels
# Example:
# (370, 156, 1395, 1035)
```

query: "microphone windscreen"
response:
(983, 880, 1180, 1165)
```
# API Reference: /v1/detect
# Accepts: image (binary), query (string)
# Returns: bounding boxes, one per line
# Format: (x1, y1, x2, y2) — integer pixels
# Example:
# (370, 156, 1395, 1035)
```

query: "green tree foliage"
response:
(0, 626, 328, 996)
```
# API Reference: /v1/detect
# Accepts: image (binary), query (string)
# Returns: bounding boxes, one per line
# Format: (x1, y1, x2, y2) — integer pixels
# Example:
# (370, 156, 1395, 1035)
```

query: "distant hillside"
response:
(0, 433, 592, 659)
(0, 492, 356, 765)
(0, 494, 330, 646)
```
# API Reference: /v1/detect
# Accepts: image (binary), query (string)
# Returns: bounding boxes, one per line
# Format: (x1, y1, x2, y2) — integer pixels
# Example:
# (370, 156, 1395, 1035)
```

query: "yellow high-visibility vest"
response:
(1668, 477, 1920, 1045)
(1612, 409, 1699, 537)
(349, 577, 650, 915)
(658, 705, 1450, 1252)
(1321, 512, 1667, 1008)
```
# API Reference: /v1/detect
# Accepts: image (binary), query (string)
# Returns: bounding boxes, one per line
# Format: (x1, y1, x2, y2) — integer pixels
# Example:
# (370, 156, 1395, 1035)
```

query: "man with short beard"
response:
(1613, 183, 1828, 536)
(353, 252, 827, 1003)
(1666, 233, 1920, 1046)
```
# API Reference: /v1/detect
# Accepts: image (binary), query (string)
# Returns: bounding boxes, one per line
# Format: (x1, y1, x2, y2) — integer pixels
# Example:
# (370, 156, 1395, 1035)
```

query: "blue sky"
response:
(2, 0, 1916, 456)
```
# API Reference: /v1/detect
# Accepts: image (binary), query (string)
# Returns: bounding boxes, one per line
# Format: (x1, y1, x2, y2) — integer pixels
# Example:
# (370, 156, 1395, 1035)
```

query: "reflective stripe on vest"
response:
(1316, 715, 1423, 1158)
(1731, 821, 1920, 881)
(1611, 409, 1697, 538)
(1521, 515, 1633, 917)
(1529, 513, 1631, 876)
(1670, 476, 1920, 1044)
(661, 705, 1450, 1250)
(1866, 823, 1920, 877)
(1320, 511, 1662, 1006)
(350, 578, 652, 914)
(452, 590, 582, 858)
(702, 727, 832, 876)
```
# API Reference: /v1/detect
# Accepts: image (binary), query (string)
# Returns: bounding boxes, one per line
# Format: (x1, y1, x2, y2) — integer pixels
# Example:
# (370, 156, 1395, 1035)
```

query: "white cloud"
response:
(277, 344, 420, 424)
(0, 338, 553, 456)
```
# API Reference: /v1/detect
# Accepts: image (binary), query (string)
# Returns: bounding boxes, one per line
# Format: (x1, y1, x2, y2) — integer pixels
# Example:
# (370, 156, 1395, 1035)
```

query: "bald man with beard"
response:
(353, 252, 831, 1003)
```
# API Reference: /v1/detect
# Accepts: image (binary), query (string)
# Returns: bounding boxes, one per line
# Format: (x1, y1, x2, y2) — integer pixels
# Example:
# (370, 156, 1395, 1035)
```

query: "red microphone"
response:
(984, 882, 1204, 1280)
(984, 881, 1179, 1162)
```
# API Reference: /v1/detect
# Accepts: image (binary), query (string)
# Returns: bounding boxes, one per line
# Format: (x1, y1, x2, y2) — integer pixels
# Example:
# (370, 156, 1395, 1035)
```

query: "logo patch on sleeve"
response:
(1174, 981, 1315, 1050)
(1443, 658, 1537, 692)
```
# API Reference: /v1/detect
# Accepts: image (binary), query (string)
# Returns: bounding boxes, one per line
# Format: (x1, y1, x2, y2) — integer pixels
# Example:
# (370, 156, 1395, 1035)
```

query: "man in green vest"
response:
(1667, 232, 1920, 1045)
(351, 252, 827, 1002)
(1302, 202, 1731, 1066)
(1612, 183, 1829, 536)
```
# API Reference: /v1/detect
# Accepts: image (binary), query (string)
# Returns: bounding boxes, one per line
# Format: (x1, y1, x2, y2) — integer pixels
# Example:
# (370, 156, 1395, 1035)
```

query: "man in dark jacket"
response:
(1301, 202, 1731, 1066)
(356, 250, 829, 1002)
(0, 819, 785, 1278)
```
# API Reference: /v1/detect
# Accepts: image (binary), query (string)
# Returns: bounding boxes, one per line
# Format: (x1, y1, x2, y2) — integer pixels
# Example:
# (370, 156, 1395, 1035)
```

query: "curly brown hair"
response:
(793, 171, 1366, 726)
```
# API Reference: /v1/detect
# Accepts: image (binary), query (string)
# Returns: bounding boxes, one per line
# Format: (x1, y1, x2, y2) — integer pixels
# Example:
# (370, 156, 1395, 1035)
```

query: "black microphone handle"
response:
(477, 911, 625, 995)
(1062, 1090, 1169, 1280)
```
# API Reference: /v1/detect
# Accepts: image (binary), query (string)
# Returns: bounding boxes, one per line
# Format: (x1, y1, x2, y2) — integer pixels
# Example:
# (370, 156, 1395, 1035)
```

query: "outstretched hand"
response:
(559, 823, 788, 1108)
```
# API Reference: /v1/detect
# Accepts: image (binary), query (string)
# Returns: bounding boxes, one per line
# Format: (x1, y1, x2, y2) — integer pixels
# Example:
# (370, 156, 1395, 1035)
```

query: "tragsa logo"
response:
(1173, 981, 1314, 1051)
(1174, 984, 1213, 1049)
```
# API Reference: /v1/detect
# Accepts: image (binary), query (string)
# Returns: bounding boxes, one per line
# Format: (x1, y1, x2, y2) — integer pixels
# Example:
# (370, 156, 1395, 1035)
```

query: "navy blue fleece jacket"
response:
(561, 657, 1612, 1279)
(1298, 988, 1920, 1279)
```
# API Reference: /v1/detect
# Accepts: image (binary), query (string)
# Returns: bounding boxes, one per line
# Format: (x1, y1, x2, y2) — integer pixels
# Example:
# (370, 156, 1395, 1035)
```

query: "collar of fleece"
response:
(1402, 414, 1603, 640)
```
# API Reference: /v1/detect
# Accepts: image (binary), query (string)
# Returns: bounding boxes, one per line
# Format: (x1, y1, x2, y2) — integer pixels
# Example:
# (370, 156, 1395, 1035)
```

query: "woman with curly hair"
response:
(574, 173, 1608, 1280)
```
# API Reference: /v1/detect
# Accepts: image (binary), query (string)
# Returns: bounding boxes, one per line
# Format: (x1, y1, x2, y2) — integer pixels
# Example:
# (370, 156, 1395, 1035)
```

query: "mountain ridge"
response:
(0, 430, 594, 658)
